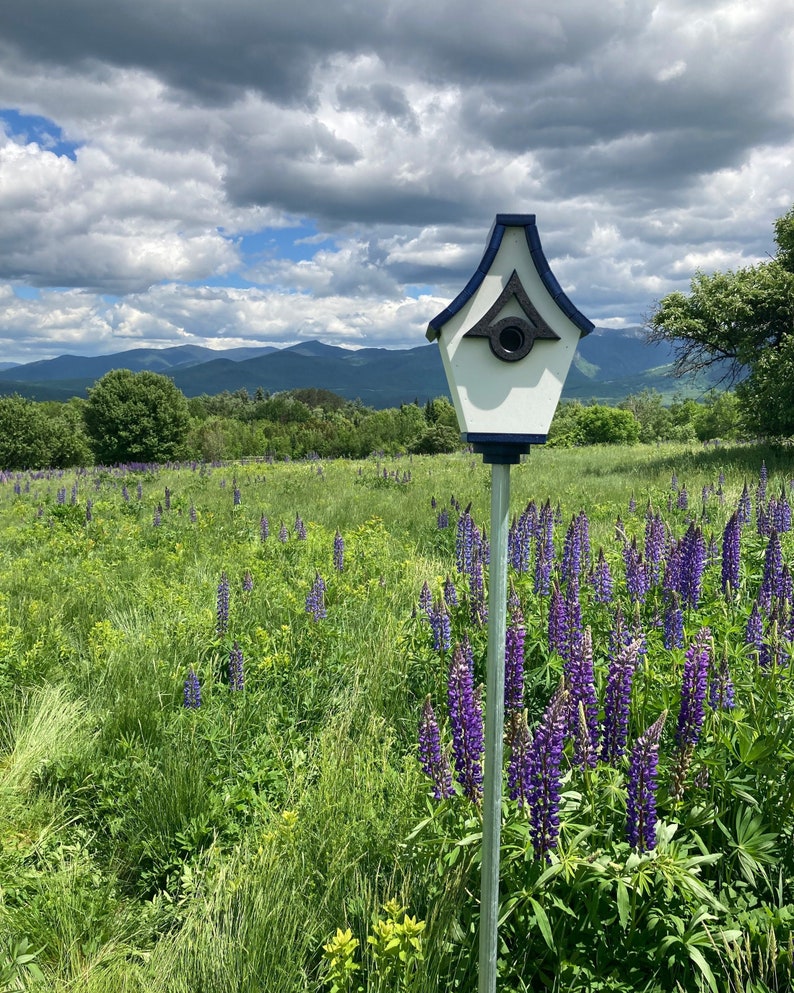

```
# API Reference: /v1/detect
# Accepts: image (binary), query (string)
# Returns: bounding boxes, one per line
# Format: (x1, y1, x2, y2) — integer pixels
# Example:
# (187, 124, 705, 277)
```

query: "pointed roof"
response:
(426, 213, 594, 340)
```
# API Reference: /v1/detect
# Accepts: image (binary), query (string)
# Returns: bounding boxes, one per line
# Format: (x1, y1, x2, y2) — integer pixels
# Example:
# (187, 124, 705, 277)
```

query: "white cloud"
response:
(0, 0, 790, 363)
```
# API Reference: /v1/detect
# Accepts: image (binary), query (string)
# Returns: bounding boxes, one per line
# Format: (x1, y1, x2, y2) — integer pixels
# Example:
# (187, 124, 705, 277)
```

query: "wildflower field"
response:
(1, 442, 793, 992)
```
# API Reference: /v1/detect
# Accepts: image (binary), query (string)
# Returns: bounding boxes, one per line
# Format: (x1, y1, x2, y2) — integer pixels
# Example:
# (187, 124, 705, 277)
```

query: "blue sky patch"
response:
(0, 109, 80, 160)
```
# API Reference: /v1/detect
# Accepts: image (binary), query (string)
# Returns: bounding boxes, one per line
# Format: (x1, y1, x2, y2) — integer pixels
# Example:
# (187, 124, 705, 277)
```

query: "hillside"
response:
(0, 328, 721, 407)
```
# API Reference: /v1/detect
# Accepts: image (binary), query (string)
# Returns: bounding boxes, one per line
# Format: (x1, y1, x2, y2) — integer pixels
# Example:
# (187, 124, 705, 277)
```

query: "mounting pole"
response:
(478, 457, 511, 993)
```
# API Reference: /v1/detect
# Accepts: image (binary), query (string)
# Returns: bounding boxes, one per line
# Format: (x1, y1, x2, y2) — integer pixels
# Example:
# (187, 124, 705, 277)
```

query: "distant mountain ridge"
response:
(0, 329, 721, 407)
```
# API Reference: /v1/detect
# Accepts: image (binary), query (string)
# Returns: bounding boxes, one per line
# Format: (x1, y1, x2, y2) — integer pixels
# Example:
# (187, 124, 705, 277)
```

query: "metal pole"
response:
(479, 460, 511, 993)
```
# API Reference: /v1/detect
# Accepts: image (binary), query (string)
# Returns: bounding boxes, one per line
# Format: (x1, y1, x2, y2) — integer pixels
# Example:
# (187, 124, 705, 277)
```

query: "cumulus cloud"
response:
(0, 0, 790, 362)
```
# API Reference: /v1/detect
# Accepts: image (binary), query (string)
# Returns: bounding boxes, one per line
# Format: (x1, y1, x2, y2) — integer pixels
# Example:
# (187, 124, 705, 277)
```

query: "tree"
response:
(0, 395, 91, 470)
(647, 206, 794, 434)
(83, 369, 191, 465)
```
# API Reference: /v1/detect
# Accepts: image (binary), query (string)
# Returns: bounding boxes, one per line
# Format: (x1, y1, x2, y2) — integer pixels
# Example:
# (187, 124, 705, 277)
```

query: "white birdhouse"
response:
(426, 214, 593, 462)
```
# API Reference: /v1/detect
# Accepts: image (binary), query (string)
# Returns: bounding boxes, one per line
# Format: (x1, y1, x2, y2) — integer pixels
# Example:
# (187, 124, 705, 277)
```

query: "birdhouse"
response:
(426, 214, 593, 462)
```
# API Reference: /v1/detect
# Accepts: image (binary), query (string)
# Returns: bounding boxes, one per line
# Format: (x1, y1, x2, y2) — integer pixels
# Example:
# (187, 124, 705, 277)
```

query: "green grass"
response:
(1, 442, 793, 991)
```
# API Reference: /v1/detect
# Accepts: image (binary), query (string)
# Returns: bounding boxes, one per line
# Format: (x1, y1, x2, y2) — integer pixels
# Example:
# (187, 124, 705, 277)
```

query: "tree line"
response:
(0, 372, 748, 471)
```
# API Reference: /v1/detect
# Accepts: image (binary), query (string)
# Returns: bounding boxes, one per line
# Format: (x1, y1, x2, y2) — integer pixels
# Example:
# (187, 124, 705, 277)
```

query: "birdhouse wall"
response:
(438, 226, 582, 437)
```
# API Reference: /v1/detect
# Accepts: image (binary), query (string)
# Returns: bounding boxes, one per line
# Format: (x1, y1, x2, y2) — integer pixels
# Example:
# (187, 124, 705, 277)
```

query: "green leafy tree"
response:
(647, 205, 794, 435)
(83, 369, 191, 465)
(0, 395, 91, 470)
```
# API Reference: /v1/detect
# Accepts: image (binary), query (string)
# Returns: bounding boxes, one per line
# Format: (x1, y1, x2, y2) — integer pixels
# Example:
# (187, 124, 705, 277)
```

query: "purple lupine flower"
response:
(561, 516, 581, 585)
(590, 547, 614, 603)
(758, 531, 784, 614)
(137, 481, 143, 500)
(674, 627, 711, 747)
(447, 638, 484, 802)
(229, 642, 245, 691)
(679, 523, 707, 608)
(305, 573, 327, 620)
(721, 511, 741, 595)
(759, 460, 768, 502)
(566, 627, 599, 768)
(418, 580, 433, 615)
(756, 501, 770, 538)
(437, 509, 449, 529)
(628, 495, 637, 514)
(259, 514, 269, 540)
(429, 599, 452, 652)
(85, 499, 93, 523)
(122, 484, 130, 502)
(294, 514, 307, 540)
(455, 506, 476, 575)
(677, 487, 689, 510)
(601, 638, 642, 764)
(468, 545, 487, 625)
(233, 485, 242, 506)
(183, 669, 201, 708)
(278, 521, 289, 542)
(164, 487, 171, 511)
(622, 538, 648, 602)
(774, 488, 791, 532)
(626, 710, 667, 852)
(506, 708, 532, 807)
(57, 487, 66, 504)
(216, 571, 230, 635)
(746, 600, 766, 667)
(153, 506, 161, 527)
(189, 504, 197, 523)
(644, 512, 667, 587)
(663, 594, 685, 650)
(504, 606, 526, 711)
(443, 576, 458, 606)
(242, 570, 253, 592)
(418, 696, 455, 800)
(563, 576, 583, 664)
(431, 496, 437, 509)
(548, 583, 567, 658)
(533, 500, 554, 595)
(333, 530, 345, 571)
(671, 471, 678, 490)
(526, 683, 569, 861)
(709, 651, 735, 710)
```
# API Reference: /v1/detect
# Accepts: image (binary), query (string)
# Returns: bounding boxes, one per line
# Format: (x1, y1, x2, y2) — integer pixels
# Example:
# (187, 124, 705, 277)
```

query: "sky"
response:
(0, 0, 792, 364)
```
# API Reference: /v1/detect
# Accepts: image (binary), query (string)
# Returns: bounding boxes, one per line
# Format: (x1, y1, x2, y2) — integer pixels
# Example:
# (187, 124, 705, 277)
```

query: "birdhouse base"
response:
(466, 433, 546, 464)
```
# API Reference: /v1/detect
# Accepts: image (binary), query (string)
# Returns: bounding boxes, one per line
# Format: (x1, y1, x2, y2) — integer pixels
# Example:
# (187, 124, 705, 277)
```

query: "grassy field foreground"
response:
(0, 442, 793, 992)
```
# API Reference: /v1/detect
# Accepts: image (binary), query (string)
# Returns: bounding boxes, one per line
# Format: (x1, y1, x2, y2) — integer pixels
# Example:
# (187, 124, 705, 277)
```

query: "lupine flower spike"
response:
(418, 696, 454, 799)
(305, 573, 327, 620)
(447, 638, 484, 802)
(183, 669, 201, 709)
(627, 710, 667, 851)
(229, 642, 244, 691)
(527, 682, 569, 861)
(333, 531, 345, 571)
(216, 571, 230, 635)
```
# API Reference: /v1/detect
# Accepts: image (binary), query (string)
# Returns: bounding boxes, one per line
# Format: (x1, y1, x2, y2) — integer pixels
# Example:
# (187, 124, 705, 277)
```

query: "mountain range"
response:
(0, 328, 719, 408)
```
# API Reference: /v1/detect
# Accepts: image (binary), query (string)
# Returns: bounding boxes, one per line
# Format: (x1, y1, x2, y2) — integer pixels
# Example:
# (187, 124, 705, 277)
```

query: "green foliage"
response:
(548, 402, 640, 447)
(408, 424, 461, 455)
(84, 369, 191, 464)
(648, 204, 794, 436)
(0, 394, 90, 470)
(323, 928, 361, 993)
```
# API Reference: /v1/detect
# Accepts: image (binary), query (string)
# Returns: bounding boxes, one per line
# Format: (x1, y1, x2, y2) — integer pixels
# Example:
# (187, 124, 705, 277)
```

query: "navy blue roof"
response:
(426, 214, 594, 340)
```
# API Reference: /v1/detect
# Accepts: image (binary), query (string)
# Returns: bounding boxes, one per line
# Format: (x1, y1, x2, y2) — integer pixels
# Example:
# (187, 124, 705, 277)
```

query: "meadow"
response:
(0, 442, 793, 992)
